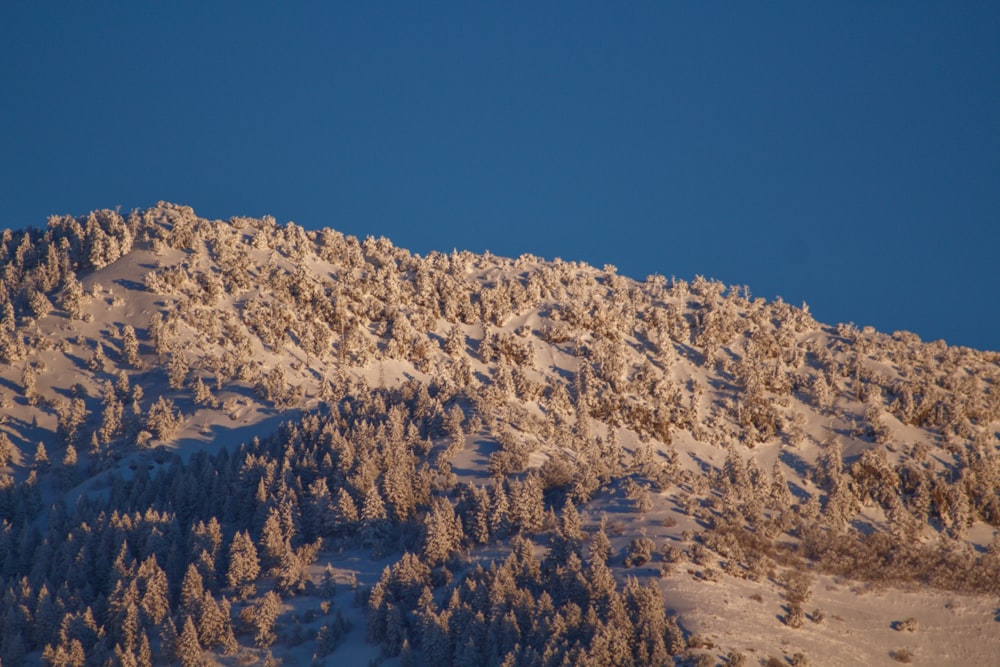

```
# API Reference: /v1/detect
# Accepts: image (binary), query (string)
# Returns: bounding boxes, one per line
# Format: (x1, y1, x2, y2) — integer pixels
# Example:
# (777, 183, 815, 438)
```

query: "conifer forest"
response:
(1, 203, 999, 666)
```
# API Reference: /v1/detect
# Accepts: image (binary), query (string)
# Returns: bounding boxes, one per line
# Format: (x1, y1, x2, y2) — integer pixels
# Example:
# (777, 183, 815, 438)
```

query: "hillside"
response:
(1, 202, 999, 666)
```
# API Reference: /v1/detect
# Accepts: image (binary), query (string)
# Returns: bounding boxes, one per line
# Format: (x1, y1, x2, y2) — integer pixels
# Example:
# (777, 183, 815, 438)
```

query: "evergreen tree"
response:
(136, 632, 153, 667)
(249, 591, 281, 647)
(168, 351, 189, 390)
(490, 482, 511, 538)
(226, 530, 260, 599)
(423, 497, 463, 565)
(0, 430, 16, 467)
(33, 583, 62, 652)
(587, 521, 613, 565)
(56, 398, 87, 446)
(361, 485, 390, 555)
(509, 473, 544, 533)
(191, 376, 216, 407)
(29, 288, 53, 318)
(99, 381, 124, 445)
(624, 577, 670, 664)
(333, 486, 359, 527)
(121, 324, 141, 368)
(258, 508, 291, 575)
(21, 364, 38, 405)
(180, 564, 206, 620)
(145, 397, 180, 441)
(195, 591, 228, 649)
(175, 616, 204, 667)
(137, 556, 170, 625)
(34, 441, 51, 470)
(88, 340, 107, 373)
(274, 548, 307, 597)
(112, 642, 138, 667)
(57, 445, 78, 489)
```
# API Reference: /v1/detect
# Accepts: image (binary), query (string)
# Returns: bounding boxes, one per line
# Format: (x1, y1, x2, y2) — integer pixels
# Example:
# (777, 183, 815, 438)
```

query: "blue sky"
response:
(2, 3, 998, 350)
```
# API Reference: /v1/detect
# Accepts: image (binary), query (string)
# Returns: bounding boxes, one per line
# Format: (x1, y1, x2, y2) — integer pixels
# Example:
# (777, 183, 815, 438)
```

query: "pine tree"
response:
(34, 441, 51, 470)
(587, 521, 613, 565)
(57, 445, 78, 490)
(180, 564, 206, 620)
(383, 453, 417, 522)
(88, 340, 107, 373)
(559, 498, 584, 543)
(769, 460, 792, 509)
(191, 376, 216, 407)
(490, 482, 511, 538)
(168, 352, 189, 390)
(43, 636, 87, 667)
(226, 530, 260, 599)
(55, 397, 87, 446)
(444, 324, 465, 355)
(0, 430, 15, 467)
(108, 592, 141, 657)
(218, 597, 239, 655)
(509, 473, 544, 533)
(175, 616, 204, 667)
(121, 324, 141, 368)
(22, 364, 38, 405)
(361, 485, 390, 555)
(624, 577, 670, 664)
(249, 591, 281, 647)
(258, 508, 290, 575)
(159, 617, 179, 666)
(465, 484, 492, 544)
(99, 381, 124, 444)
(136, 632, 153, 667)
(664, 614, 685, 655)
(195, 591, 228, 649)
(145, 397, 180, 441)
(423, 497, 463, 566)
(275, 548, 307, 597)
(334, 487, 359, 526)
(137, 556, 170, 625)
(34, 583, 63, 652)
(28, 288, 53, 318)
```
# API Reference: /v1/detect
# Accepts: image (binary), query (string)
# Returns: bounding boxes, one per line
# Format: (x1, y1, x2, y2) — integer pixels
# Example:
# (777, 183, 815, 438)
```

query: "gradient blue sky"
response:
(2, 3, 998, 350)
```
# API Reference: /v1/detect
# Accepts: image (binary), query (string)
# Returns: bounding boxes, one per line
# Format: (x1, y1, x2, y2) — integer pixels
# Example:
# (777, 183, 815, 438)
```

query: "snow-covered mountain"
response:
(1, 202, 999, 666)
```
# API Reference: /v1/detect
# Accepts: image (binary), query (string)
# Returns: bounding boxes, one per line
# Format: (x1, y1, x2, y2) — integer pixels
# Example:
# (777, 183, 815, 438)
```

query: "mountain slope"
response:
(1, 202, 999, 666)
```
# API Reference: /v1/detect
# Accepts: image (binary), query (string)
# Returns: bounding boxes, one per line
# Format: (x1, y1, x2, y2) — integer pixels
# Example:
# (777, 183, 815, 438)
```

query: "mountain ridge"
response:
(0, 202, 998, 666)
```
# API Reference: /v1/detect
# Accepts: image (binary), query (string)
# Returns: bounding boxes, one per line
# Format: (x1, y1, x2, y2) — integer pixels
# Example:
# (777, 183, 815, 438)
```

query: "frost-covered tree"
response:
(246, 591, 281, 647)
(258, 507, 291, 575)
(167, 351, 189, 390)
(180, 563, 206, 620)
(33, 440, 51, 469)
(21, 364, 38, 405)
(191, 376, 216, 407)
(145, 396, 180, 441)
(0, 431, 14, 467)
(361, 485, 390, 555)
(226, 530, 260, 599)
(175, 615, 203, 667)
(423, 497, 464, 565)
(121, 324, 141, 368)
(58, 272, 86, 319)
(28, 288, 53, 319)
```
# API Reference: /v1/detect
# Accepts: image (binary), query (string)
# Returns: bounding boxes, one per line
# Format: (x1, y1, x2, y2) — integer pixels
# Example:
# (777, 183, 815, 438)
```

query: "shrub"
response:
(891, 648, 914, 663)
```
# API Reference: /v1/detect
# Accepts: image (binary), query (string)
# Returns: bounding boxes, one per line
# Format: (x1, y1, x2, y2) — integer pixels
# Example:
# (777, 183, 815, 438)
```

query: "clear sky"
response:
(2, 3, 998, 350)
